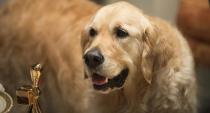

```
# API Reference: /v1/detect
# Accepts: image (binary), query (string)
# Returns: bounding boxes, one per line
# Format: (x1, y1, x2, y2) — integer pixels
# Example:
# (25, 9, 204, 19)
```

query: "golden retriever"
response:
(0, 0, 197, 113)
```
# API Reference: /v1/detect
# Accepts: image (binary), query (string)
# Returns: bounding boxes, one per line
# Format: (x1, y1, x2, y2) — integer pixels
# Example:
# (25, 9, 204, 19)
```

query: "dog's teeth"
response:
(105, 78, 108, 82)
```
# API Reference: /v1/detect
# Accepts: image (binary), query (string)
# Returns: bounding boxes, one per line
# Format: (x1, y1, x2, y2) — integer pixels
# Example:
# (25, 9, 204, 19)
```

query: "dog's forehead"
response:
(90, 2, 150, 31)
(93, 2, 140, 23)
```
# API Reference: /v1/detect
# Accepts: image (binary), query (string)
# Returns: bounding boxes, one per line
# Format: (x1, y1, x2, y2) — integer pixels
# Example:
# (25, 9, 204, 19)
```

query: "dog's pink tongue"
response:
(92, 74, 107, 85)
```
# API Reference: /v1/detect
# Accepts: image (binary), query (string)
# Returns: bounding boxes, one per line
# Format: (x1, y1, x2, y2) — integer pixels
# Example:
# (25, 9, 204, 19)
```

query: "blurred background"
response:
(0, 0, 209, 113)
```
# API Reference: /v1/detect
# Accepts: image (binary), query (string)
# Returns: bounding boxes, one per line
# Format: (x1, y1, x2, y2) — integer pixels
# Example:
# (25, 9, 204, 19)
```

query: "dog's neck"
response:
(92, 72, 149, 113)
(123, 72, 150, 112)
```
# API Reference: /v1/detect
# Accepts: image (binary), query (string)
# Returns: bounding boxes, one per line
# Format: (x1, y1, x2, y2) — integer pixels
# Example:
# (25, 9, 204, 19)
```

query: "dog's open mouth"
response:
(91, 68, 129, 91)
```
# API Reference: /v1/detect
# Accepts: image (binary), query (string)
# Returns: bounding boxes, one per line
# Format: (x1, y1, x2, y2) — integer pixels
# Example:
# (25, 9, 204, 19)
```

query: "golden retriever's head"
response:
(81, 2, 155, 93)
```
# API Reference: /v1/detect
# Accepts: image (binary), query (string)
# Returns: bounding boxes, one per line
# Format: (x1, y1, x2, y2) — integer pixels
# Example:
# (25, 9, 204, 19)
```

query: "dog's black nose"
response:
(83, 49, 104, 68)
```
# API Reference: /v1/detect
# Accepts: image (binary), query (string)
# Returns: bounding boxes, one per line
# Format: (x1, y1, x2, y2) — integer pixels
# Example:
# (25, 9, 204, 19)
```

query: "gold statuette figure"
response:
(16, 64, 43, 113)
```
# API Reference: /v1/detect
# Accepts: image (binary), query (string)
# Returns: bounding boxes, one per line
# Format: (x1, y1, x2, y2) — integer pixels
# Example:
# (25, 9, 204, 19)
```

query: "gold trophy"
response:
(16, 64, 42, 113)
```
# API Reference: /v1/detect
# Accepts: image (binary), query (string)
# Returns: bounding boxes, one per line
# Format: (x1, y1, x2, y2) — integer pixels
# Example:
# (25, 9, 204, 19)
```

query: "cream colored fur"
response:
(0, 0, 196, 113)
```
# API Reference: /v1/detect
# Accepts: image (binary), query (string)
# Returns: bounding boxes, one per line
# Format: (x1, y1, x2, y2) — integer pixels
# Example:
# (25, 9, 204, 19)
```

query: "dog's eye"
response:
(116, 28, 129, 38)
(89, 28, 97, 37)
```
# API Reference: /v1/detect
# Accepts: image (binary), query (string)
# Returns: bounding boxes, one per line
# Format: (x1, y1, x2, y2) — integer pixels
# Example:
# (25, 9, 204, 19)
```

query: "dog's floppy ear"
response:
(141, 27, 157, 84)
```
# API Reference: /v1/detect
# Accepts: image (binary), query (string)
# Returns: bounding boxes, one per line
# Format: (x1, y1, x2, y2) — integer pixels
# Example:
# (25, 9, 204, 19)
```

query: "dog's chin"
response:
(89, 68, 129, 94)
